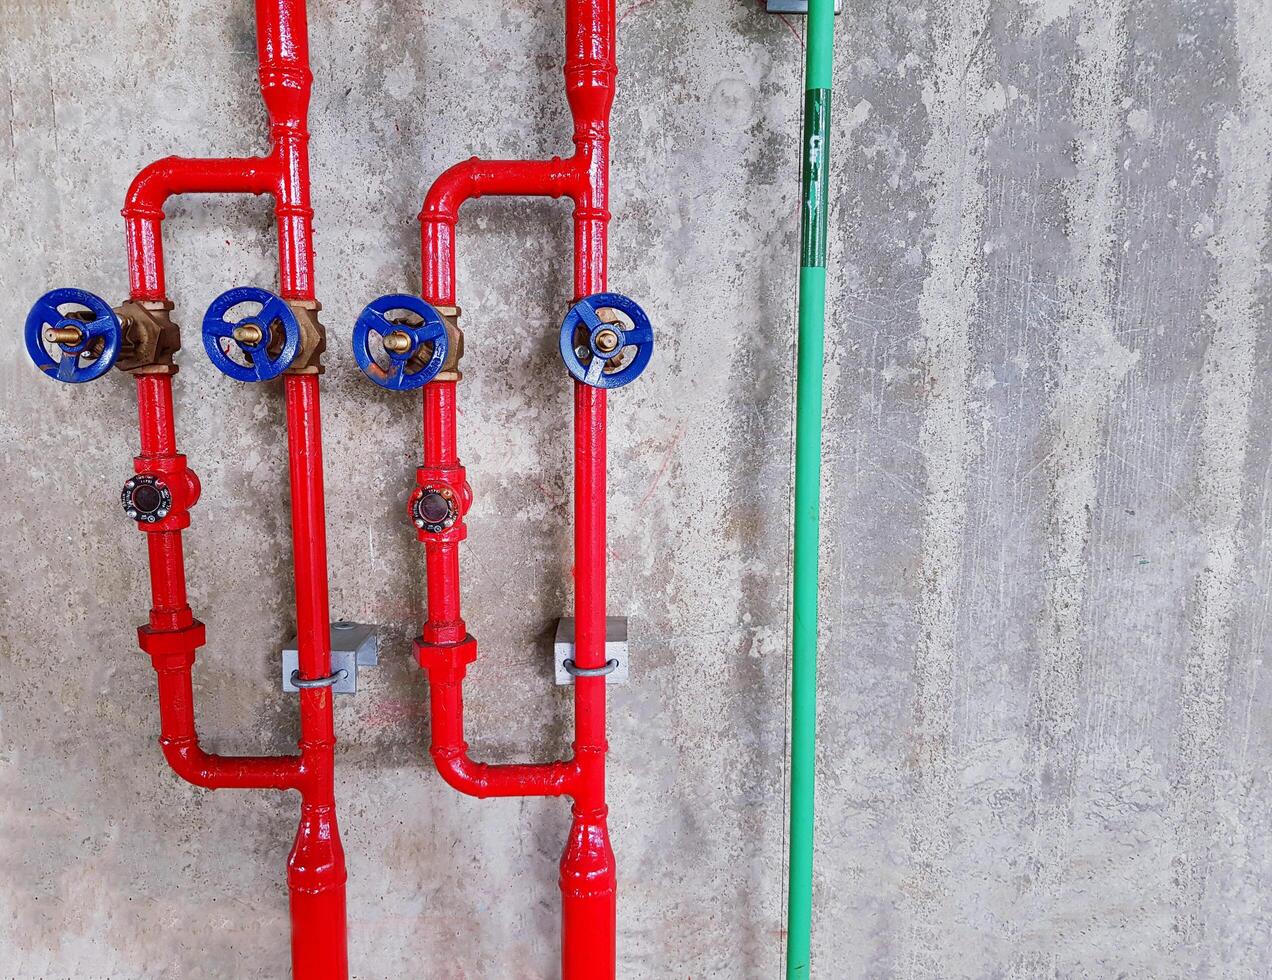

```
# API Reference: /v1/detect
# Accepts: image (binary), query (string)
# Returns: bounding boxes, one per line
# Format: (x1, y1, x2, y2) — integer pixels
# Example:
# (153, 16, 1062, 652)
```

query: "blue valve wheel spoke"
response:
(205, 318, 238, 339)
(82, 316, 118, 341)
(201, 286, 301, 383)
(576, 302, 604, 332)
(56, 352, 83, 382)
(585, 355, 608, 387)
(620, 324, 654, 347)
(24, 288, 122, 384)
(558, 292, 654, 390)
(352, 294, 450, 392)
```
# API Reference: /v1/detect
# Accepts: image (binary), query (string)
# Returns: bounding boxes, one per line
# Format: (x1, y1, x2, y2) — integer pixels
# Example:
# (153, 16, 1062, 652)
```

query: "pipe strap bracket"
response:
(562, 658, 619, 678)
(289, 669, 348, 690)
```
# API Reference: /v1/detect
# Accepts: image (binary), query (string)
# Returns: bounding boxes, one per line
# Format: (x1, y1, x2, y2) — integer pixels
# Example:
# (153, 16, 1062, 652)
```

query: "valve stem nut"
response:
(594, 328, 620, 354)
(121, 473, 173, 525)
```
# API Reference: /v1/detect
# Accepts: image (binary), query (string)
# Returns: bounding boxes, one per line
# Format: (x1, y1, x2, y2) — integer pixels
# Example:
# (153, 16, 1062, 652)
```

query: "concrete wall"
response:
(1, 0, 1269, 976)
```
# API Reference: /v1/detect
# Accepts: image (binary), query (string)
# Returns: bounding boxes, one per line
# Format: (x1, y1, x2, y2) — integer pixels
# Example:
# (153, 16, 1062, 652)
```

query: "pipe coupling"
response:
(137, 620, 207, 666)
(283, 298, 327, 375)
(414, 634, 478, 673)
(114, 299, 182, 375)
(434, 305, 464, 381)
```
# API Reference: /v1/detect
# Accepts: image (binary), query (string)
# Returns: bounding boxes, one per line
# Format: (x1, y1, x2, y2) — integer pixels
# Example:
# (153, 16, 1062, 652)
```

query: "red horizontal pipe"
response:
(125, 155, 278, 209)
(420, 157, 584, 305)
(420, 156, 583, 222)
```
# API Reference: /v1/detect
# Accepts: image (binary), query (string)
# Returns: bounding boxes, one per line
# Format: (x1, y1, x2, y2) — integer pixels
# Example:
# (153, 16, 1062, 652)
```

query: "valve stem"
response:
(45, 326, 84, 345)
(232, 324, 264, 345)
(383, 330, 413, 354)
(594, 328, 620, 354)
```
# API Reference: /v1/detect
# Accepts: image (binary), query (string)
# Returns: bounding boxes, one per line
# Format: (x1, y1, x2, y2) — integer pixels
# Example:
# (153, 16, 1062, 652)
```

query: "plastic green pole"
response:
(787, 1, 835, 977)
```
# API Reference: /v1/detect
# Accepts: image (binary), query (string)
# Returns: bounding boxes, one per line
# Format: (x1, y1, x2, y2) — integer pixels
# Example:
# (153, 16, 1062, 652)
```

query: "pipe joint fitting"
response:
(559, 809, 617, 900)
(127, 454, 200, 531)
(114, 299, 182, 375)
(287, 802, 347, 894)
(433, 305, 465, 381)
(138, 620, 206, 665)
(282, 298, 327, 375)
(414, 634, 478, 674)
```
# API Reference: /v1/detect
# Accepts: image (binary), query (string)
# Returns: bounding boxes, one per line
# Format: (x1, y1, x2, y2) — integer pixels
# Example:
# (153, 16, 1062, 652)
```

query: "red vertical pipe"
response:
(119, 2, 346, 976)
(415, 0, 620, 974)
(562, 382, 616, 978)
(284, 375, 346, 978)
(562, 2, 617, 972)
(421, 382, 466, 645)
(258, 0, 315, 300)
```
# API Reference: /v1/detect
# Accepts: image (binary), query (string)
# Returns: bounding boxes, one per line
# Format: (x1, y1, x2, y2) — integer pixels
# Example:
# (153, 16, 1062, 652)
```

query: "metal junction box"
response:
(554, 616, 629, 685)
(765, 0, 843, 12)
(281, 620, 378, 695)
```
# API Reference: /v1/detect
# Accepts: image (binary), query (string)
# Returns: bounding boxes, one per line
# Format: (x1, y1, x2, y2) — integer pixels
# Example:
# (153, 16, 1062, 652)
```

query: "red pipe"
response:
(415, 1, 619, 974)
(123, 2, 346, 976)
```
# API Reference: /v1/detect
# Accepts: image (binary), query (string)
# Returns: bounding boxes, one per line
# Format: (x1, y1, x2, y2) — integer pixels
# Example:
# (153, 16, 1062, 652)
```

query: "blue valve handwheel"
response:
(559, 292, 654, 390)
(25, 288, 122, 384)
(352, 294, 450, 392)
(202, 286, 301, 382)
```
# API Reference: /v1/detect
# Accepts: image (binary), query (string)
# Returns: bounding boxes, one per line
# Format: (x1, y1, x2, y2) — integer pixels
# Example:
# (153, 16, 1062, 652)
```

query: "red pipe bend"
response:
(123, 154, 280, 216)
(419, 155, 584, 222)
(161, 736, 304, 792)
(419, 155, 585, 304)
(421, 644, 579, 798)
(431, 746, 578, 800)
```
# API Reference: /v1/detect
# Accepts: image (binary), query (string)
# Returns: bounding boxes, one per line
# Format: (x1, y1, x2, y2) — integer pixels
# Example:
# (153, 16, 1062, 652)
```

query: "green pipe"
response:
(787, 1, 835, 977)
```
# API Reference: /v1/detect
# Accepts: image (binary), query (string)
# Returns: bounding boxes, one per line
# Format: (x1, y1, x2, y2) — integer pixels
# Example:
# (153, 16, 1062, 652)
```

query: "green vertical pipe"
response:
(787, 1, 835, 977)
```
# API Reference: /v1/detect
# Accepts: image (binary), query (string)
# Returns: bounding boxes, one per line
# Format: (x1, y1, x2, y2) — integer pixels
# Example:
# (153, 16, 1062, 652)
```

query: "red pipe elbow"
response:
(160, 736, 303, 792)
(124, 155, 279, 217)
(123, 155, 280, 300)
(430, 745, 578, 800)
(420, 155, 581, 223)
(420, 638, 579, 799)
(419, 156, 585, 304)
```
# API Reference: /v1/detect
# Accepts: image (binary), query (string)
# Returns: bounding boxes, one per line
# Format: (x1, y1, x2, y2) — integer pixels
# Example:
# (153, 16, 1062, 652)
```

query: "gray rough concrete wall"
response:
(0, 0, 1269, 977)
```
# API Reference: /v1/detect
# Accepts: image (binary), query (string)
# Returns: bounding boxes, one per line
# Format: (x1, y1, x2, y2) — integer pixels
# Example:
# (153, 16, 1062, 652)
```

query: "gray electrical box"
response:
(554, 617, 629, 685)
(281, 620, 378, 695)
(766, 0, 843, 12)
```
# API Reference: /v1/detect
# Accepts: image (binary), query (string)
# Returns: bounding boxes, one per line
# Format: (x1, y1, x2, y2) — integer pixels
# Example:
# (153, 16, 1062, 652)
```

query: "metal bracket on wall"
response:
(554, 616, 629, 685)
(281, 620, 378, 695)
(765, 0, 843, 12)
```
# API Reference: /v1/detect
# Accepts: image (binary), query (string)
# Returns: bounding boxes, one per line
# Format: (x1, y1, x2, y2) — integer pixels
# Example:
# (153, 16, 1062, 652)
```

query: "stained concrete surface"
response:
(1, 0, 1271, 977)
